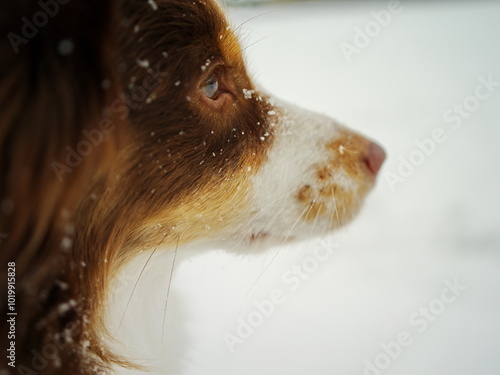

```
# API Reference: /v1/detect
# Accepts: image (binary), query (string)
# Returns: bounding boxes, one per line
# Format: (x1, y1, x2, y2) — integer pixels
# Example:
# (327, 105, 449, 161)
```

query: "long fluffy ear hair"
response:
(0, 0, 116, 372)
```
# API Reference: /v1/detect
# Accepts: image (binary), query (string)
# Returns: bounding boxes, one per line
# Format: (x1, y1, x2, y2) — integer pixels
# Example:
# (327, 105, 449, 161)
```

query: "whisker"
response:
(301, 195, 321, 236)
(161, 233, 181, 348)
(116, 232, 169, 333)
(302, 195, 322, 262)
(241, 35, 271, 52)
(327, 192, 336, 230)
(331, 188, 342, 231)
(332, 190, 347, 245)
(232, 11, 280, 34)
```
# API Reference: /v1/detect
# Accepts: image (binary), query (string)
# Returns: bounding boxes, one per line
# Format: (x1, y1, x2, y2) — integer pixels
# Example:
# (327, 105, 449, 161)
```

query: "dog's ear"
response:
(0, 0, 116, 372)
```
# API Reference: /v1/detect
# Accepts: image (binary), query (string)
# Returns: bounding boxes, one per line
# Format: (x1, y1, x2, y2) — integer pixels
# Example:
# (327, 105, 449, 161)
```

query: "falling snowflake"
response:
(148, 0, 158, 11)
(136, 59, 150, 68)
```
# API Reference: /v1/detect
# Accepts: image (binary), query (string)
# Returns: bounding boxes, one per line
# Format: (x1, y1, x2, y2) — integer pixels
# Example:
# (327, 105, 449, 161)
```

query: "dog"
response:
(0, 0, 385, 373)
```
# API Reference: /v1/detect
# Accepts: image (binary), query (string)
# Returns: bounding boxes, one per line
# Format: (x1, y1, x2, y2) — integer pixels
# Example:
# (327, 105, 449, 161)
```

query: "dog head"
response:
(84, 0, 385, 256)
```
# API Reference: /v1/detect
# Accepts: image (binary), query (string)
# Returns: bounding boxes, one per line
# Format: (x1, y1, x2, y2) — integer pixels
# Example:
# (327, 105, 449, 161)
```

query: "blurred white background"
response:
(162, 2, 500, 374)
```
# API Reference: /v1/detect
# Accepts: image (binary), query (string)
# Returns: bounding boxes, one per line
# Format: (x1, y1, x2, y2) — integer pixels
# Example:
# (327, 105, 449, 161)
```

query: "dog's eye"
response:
(200, 74, 219, 100)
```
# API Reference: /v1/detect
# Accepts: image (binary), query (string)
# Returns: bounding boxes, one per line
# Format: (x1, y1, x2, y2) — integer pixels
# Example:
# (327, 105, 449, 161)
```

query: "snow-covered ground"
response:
(161, 2, 500, 374)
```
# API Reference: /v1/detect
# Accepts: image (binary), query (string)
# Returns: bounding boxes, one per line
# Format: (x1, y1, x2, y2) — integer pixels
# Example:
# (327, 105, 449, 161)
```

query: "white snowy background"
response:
(160, 2, 500, 374)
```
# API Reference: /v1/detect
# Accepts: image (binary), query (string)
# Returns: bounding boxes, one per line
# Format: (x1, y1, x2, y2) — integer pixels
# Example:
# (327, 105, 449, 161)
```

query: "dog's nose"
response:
(364, 142, 386, 176)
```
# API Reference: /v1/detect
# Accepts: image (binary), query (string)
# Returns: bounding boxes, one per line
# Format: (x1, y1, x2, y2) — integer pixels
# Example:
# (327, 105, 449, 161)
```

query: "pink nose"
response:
(364, 142, 386, 176)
